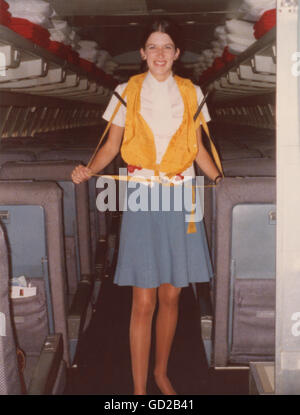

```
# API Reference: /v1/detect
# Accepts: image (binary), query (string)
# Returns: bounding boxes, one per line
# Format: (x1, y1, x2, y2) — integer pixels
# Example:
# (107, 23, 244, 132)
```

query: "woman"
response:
(71, 19, 222, 395)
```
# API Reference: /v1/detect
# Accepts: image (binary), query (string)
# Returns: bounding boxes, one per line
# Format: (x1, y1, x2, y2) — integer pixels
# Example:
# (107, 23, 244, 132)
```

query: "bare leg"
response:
(130, 286, 157, 395)
(154, 283, 182, 395)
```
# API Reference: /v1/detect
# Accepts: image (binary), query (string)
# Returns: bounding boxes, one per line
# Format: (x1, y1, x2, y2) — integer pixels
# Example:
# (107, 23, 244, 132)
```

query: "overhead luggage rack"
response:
(202, 27, 276, 129)
(0, 23, 116, 139)
(0, 24, 116, 92)
(201, 27, 276, 91)
(0, 24, 118, 140)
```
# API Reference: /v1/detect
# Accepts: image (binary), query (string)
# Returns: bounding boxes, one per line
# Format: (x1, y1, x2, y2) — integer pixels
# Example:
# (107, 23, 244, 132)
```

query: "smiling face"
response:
(140, 31, 180, 81)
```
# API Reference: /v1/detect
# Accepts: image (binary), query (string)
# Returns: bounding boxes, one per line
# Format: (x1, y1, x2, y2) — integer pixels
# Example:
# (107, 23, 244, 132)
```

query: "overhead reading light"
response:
(129, 22, 139, 26)
(185, 21, 196, 25)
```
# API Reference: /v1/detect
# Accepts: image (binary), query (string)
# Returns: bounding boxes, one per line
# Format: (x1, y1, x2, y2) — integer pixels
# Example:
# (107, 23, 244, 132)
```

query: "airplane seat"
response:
(202, 156, 276, 263)
(212, 177, 276, 367)
(220, 147, 263, 160)
(0, 138, 59, 156)
(36, 149, 126, 302)
(222, 157, 276, 177)
(194, 154, 275, 266)
(197, 156, 276, 366)
(37, 149, 101, 264)
(215, 124, 275, 160)
(0, 150, 36, 167)
(0, 162, 94, 363)
(0, 181, 68, 393)
(0, 222, 22, 395)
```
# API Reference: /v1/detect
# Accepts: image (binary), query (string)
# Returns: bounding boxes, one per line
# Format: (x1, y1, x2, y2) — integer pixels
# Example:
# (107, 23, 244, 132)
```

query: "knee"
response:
(132, 293, 156, 317)
(158, 286, 181, 308)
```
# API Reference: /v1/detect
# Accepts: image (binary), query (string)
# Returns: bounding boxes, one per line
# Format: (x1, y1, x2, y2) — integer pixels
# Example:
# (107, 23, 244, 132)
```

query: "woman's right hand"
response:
(71, 164, 93, 184)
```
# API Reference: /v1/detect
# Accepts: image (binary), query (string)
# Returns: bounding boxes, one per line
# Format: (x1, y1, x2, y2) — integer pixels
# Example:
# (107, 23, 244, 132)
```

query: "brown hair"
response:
(140, 19, 182, 50)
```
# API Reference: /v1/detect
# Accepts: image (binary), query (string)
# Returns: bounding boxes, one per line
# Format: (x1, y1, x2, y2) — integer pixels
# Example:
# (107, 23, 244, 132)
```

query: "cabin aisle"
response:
(64, 277, 249, 395)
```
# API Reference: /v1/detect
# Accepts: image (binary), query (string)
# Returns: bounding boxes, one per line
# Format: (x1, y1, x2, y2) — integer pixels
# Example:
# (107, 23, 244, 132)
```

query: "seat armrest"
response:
(28, 333, 64, 395)
(67, 274, 93, 340)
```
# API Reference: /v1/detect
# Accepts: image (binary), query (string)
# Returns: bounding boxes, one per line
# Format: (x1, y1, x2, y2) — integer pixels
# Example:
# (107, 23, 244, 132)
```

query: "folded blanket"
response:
(204, 58, 214, 66)
(0, 13, 11, 26)
(49, 28, 71, 45)
(254, 9, 276, 39)
(226, 33, 255, 47)
(47, 40, 69, 59)
(9, 12, 52, 27)
(202, 49, 214, 58)
(78, 47, 99, 62)
(0, 4, 11, 26)
(69, 30, 79, 43)
(196, 55, 205, 63)
(211, 40, 224, 49)
(212, 57, 225, 71)
(239, 0, 276, 22)
(78, 57, 96, 73)
(225, 19, 254, 38)
(51, 18, 71, 35)
(194, 62, 206, 70)
(214, 25, 226, 37)
(6, 0, 53, 16)
(212, 47, 223, 57)
(228, 42, 249, 55)
(9, 17, 50, 48)
(222, 46, 236, 63)
(104, 60, 118, 73)
(66, 49, 79, 65)
(215, 33, 227, 43)
(0, 0, 9, 10)
(96, 50, 110, 68)
(78, 40, 99, 49)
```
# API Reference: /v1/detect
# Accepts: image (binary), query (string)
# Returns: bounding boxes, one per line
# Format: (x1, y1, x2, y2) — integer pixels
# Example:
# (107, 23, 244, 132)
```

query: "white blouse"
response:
(102, 71, 211, 183)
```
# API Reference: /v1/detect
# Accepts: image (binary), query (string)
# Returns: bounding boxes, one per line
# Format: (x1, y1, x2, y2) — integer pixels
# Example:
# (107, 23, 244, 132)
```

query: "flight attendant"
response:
(71, 19, 222, 395)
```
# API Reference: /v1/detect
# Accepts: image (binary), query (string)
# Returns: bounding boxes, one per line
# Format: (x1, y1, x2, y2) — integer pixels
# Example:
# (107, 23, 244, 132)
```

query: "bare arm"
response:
(89, 123, 124, 173)
(194, 126, 222, 183)
(71, 123, 124, 184)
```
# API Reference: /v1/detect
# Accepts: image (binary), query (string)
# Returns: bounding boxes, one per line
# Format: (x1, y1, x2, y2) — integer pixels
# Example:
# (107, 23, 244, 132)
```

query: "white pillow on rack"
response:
(228, 42, 249, 55)
(7, 0, 53, 17)
(227, 33, 255, 47)
(225, 19, 254, 38)
(78, 40, 99, 49)
(239, 0, 276, 22)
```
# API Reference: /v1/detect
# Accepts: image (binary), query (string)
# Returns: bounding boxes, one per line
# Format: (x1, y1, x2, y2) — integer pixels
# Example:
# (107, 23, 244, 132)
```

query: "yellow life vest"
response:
(87, 72, 223, 234)
(120, 72, 201, 178)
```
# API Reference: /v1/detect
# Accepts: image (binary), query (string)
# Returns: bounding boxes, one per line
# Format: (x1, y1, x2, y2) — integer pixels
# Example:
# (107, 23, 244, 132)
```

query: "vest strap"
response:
(87, 86, 128, 169)
(199, 111, 223, 176)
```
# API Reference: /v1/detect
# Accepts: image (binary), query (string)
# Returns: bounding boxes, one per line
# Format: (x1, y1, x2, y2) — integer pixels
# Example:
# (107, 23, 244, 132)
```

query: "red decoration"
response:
(254, 9, 276, 39)
(199, 46, 237, 85)
(47, 41, 69, 59)
(0, 0, 9, 10)
(78, 57, 97, 74)
(212, 57, 225, 71)
(0, 1, 11, 26)
(127, 165, 142, 173)
(222, 46, 236, 63)
(66, 49, 79, 65)
(9, 17, 50, 48)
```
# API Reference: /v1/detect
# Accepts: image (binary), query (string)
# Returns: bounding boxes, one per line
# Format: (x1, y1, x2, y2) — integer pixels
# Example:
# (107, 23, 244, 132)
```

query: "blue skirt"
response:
(113, 179, 213, 288)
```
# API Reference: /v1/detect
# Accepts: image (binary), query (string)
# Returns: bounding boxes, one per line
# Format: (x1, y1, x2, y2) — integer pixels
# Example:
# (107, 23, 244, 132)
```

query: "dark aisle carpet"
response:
(64, 277, 249, 395)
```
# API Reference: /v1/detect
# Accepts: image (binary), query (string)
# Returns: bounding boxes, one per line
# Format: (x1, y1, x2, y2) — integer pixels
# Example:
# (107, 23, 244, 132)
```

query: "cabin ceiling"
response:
(48, 0, 244, 64)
